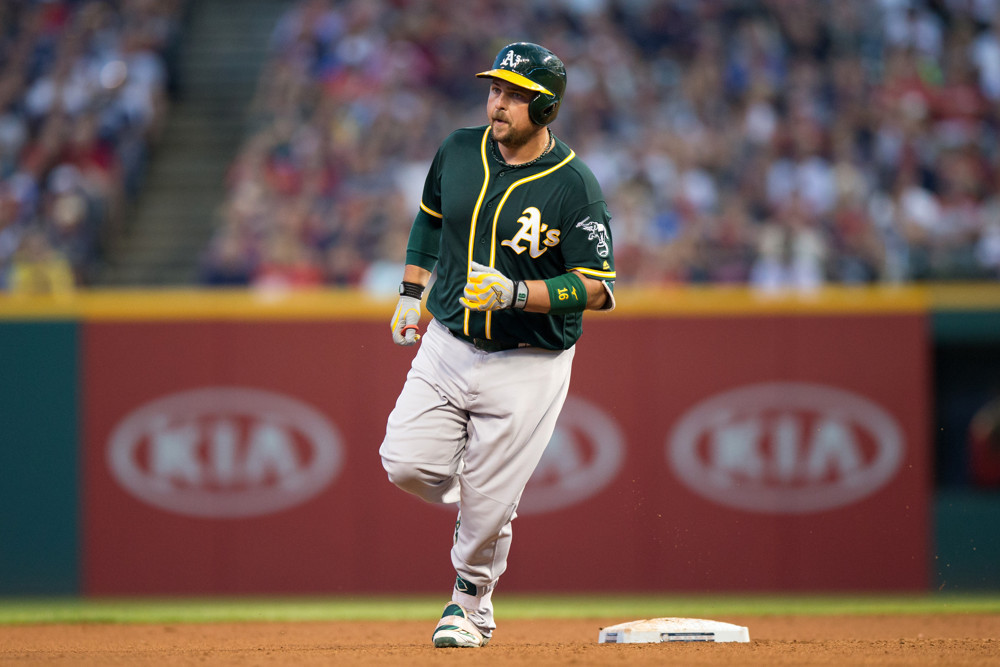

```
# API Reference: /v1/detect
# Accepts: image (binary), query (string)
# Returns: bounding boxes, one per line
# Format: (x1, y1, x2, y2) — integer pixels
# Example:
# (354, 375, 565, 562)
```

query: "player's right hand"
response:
(391, 295, 422, 345)
(460, 261, 515, 311)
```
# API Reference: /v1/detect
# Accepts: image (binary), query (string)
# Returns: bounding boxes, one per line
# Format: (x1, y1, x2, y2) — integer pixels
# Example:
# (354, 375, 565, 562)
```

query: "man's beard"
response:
(491, 117, 535, 148)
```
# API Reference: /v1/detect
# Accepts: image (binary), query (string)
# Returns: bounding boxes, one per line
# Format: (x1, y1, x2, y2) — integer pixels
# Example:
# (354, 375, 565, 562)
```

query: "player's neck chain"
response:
(490, 129, 554, 169)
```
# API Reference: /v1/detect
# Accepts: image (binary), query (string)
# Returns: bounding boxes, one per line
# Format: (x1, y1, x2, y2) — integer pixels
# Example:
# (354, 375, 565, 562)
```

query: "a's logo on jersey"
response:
(501, 207, 561, 257)
(575, 217, 610, 258)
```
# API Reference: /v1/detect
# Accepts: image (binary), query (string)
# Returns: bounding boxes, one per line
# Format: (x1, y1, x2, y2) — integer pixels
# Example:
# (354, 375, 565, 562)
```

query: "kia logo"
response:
(107, 387, 343, 518)
(519, 395, 625, 514)
(667, 383, 904, 514)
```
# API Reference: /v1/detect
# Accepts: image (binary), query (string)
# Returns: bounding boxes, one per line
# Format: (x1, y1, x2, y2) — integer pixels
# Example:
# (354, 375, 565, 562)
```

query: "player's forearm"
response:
(519, 280, 549, 312)
(578, 274, 610, 310)
(402, 265, 433, 288)
(521, 272, 607, 313)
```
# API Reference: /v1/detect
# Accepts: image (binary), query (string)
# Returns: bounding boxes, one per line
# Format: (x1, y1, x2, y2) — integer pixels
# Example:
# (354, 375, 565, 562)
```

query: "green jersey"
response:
(406, 126, 616, 350)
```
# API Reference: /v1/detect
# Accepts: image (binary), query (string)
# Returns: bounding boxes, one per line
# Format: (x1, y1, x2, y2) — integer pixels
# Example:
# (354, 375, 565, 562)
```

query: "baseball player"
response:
(379, 42, 616, 648)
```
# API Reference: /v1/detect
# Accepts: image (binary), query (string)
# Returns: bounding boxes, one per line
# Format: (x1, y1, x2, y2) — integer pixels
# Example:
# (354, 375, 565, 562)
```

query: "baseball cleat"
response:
(432, 603, 490, 648)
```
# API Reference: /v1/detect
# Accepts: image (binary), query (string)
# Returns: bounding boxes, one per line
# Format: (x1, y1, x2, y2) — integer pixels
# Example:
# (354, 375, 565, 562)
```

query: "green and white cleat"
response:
(432, 603, 490, 648)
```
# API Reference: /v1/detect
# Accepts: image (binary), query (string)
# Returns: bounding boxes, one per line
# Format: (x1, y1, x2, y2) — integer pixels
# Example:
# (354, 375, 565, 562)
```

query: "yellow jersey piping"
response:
(571, 266, 616, 280)
(464, 126, 493, 335)
(419, 201, 443, 218)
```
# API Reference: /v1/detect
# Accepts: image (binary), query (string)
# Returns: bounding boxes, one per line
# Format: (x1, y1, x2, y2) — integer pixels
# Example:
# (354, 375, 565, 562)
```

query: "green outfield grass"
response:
(0, 594, 998, 625)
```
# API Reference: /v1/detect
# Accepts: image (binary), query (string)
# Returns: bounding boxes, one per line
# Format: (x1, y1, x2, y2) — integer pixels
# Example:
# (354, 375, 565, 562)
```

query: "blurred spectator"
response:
(6, 226, 74, 294)
(251, 229, 323, 291)
(749, 208, 828, 291)
(198, 224, 255, 286)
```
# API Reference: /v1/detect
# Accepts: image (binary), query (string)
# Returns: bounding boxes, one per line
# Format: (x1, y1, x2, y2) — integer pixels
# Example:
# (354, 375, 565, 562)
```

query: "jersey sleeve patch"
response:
(574, 216, 611, 258)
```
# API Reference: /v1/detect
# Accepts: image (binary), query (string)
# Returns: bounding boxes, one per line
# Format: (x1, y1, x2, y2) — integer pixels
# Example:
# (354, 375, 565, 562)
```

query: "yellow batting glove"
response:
(460, 261, 516, 311)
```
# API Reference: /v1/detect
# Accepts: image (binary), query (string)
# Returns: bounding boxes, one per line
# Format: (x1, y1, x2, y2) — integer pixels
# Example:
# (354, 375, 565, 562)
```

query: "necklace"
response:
(490, 129, 554, 169)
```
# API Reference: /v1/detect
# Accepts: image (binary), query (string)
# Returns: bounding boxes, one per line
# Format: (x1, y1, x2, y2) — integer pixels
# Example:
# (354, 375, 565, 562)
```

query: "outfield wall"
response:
(2, 285, 998, 594)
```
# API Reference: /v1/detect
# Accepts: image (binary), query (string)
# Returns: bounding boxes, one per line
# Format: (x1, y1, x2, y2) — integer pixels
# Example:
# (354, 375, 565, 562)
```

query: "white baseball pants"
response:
(380, 318, 574, 630)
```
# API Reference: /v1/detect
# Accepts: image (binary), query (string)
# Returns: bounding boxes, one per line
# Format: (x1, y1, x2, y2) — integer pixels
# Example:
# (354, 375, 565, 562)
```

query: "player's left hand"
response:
(461, 261, 515, 311)
(391, 294, 422, 345)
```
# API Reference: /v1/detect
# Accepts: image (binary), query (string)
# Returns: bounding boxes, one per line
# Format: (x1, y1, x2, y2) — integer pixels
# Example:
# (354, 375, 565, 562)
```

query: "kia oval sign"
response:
(519, 395, 624, 514)
(667, 383, 904, 514)
(107, 387, 343, 518)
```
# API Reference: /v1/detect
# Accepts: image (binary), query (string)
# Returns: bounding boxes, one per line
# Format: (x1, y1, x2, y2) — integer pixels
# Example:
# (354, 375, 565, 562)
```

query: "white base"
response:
(598, 617, 750, 644)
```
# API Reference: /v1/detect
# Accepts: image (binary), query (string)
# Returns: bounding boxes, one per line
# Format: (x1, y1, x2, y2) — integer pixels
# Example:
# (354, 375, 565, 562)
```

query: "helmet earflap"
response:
(529, 93, 560, 126)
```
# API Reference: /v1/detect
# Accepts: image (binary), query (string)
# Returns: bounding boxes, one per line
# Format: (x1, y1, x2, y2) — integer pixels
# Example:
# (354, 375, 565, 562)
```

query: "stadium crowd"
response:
(198, 0, 1000, 293)
(0, 0, 184, 292)
(4, 0, 1000, 292)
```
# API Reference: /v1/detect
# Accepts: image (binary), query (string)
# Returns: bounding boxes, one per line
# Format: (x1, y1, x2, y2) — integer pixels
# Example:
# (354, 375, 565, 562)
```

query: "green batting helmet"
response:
(477, 42, 566, 126)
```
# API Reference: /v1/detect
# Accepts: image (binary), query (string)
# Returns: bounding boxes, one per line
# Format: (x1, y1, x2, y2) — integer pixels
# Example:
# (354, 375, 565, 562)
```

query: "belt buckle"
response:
(473, 338, 491, 351)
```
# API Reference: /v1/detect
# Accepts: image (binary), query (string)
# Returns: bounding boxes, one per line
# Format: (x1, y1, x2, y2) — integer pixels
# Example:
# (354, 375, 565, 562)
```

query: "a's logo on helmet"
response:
(500, 50, 524, 69)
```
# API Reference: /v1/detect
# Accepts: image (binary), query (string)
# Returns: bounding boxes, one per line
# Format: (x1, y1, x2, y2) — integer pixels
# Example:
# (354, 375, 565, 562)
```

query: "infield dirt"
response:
(2, 614, 999, 665)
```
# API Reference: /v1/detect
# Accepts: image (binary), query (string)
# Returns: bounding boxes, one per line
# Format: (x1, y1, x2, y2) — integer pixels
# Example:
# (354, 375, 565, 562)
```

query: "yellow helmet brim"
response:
(476, 69, 554, 97)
